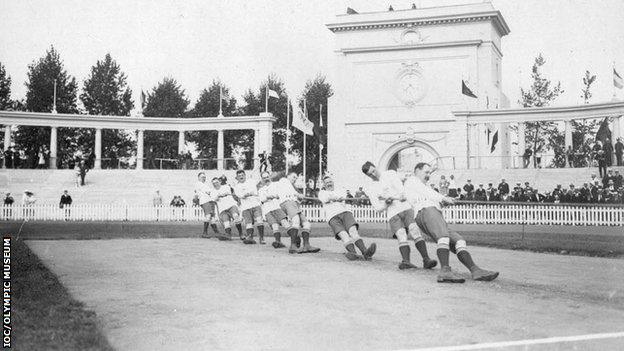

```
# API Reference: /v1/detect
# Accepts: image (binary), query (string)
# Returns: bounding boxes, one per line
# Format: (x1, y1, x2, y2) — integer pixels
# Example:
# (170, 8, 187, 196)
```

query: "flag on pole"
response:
(293, 106, 314, 136)
(615, 68, 624, 89)
(490, 131, 499, 153)
(268, 89, 279, 99)
(596, 117, 612, 144)
(462, 80, 478, 99)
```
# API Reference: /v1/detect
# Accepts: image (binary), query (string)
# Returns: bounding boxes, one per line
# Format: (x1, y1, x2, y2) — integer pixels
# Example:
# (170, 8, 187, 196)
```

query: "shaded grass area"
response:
(13, 237, 113, 351)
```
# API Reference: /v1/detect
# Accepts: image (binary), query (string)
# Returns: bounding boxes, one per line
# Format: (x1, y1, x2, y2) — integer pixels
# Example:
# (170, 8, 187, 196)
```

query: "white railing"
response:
(1, 203, 623, 226)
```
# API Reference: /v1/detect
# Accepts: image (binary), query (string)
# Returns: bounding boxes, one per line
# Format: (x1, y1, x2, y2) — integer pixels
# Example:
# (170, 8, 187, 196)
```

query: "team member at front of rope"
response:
(318, 175, 376, 260)
(210, 176, 244, 241)
(406, 162, 499, 283)
(233, 169, 264, 244)
(275, 172, 320, 254)
(258, 170, 290, 249)
(361, 161, 437, 270)
(195, 172, 219, 238)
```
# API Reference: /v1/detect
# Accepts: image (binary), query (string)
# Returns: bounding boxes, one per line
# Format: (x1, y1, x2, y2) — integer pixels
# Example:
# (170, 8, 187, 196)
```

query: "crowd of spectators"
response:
(435, 168, 624, 205)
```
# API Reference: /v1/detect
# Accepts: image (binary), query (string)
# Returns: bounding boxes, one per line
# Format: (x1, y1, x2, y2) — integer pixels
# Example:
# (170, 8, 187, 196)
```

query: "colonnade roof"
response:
(0, 111, 275, 131)
(453, 101, 624, 124)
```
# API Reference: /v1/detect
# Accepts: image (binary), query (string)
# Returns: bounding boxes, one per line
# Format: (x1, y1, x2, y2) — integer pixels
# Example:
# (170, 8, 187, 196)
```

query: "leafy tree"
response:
(518, 54, 564, 167)
(15, 46, 79, 168)
(80, 53, 135, 168)
(570, 70, 599, 166)
(292, 74, 333, 181)
(142, 78, 190, 168)
(0, 62, 11, 110)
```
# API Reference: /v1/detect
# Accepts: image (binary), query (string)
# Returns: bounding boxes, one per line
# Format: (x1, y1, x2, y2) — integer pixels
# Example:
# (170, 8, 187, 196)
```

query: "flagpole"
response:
(303, 100, 307, 188)
(613, 61, 617, 100)
(265, 84, 269, 113)
(319, 103, 323, 180)
(285, 98, 290, 174)
(52, 79, 57, 114)
(219, 85, 223, 117)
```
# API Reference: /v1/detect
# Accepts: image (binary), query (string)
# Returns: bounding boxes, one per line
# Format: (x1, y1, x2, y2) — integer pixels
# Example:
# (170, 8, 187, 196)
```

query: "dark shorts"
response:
(388, 208, 415, 235)
(280, 200, 307, 222)
(200, 202, 216, 216)
(265, 208, 288, 226)
(242, 206, 263, 225)
(219, 206, 240, 223)
(328, 211, 358, 240)
(415, 207, 464, 252)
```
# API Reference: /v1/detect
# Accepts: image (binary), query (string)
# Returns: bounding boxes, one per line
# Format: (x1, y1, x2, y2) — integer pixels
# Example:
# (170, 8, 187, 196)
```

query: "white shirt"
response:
(318, 189, 349, 220)
(233, 179, 262, 210)
(194, 181, 212, 205)
(258, 181, 281, 213)
(274, 178, 300, 204)
(210, 185, 237, 212)
(365, 170, 411, 218)
(404, 176, 446, 213)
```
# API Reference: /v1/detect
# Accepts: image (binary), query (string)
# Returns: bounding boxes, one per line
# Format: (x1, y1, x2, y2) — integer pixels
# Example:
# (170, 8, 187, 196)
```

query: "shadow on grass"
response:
(13, 237, 113, 351)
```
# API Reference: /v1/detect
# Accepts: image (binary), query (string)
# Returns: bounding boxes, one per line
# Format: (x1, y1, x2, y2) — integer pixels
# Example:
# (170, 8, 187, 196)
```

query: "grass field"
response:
(12, 237, 113, 351)
(23, 231, 624, 351)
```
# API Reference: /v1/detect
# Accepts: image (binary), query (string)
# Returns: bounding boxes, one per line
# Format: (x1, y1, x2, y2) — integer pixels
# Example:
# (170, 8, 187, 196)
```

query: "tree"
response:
(80, 53, 135, 168)
(187, 80, 237, 169)
(142, 78, 190, 168)
(518, 54, 564, 167)
(292, 74, 333, 182)
(571, 70, 599, 166)
(0, 62, 11, 110)
(15, 46, 79, 168)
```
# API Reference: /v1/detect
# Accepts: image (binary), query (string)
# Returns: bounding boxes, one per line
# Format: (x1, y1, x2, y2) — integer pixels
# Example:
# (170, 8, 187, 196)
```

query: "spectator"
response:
(497, 178, 509, 196)
(4, 148, 12, 169)
(529, 189, 544, 202)
(475, 184, 486, 201)
(345, 190, 354, 200)
(565, 145, 574, 167)
(153, 190, 163, 207)
(463, 179, 474, 196)
(615, 137, 624, 166)
(589, 173, 598, 185)
(593, 140, 607, 177)
(580, 183, 591, 203)
(438, 175, 449, 195)
(534, 146, 543, 168)
(37, 148, 46, 169)
(59, 190, 72, 221)
(523, 147, 532, 168)
(170, 195, 186, 207)
(602, 169, 614, 188)
(354, 186, 366, 206)
(22, 190, 36, 219)
(448, 175, 458, 198)
(192, 192, 200, 207)
(73, 162, 81, 188)
(614, 170, 623, 189)
(3, 192, 14, 206)
(604, 138, 614, 167)
(79, 160, 89, 186)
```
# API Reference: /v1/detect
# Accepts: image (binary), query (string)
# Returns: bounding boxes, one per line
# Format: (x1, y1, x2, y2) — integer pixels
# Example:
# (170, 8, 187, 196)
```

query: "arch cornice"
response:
(378, 138, 440, 171)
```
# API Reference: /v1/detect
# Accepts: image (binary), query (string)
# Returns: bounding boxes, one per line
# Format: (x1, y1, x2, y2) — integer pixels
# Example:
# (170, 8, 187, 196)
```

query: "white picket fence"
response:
(2, 203, 623, 226)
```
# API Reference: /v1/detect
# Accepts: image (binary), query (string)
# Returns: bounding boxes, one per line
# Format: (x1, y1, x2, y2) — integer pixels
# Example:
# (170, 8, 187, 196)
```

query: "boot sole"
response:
(217, 236, 232, 241)
(474, 272, 499, 282)
(398, 263, 418, 270)
(423, 260, 438, 269)
(345, 252, 359, 261)
(437, 277, 466, 283)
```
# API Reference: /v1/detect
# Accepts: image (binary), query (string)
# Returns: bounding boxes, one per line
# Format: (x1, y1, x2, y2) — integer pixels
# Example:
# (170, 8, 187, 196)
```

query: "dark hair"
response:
(414, 162, 430, 171)
(197, 172, 205, 178)
(361, 161, 375, 174)
(236, 170, 245, 176)
(211, 177, 220, 182)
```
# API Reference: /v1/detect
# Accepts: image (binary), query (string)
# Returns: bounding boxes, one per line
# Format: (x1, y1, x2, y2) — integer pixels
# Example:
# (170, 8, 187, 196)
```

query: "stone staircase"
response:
(0, 167, 621, 205)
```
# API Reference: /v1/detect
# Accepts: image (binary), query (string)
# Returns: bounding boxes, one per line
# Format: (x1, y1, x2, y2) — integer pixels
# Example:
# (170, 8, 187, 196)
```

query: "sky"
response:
(1, 0, 624, 113)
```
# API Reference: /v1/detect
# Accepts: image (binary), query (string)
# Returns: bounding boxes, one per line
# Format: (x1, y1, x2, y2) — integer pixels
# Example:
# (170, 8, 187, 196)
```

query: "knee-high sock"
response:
(203, 222, 209, 234)
(274, 231, 282, 242)
(236, 223, 243, 236)
(246, 228, 254, 238)
(457, 251, 476, 270)
(301, 230, 311, 246)
(437, 238, 450, 267)
(257, 225, 264, 240)
(225, 227, 232, 237)
(354, 239, 367, 255)
(399, 245, 411, 263)
(210, 223, 219, 234)
(287, 228, 298, 245)
(414, 239, 430, 260)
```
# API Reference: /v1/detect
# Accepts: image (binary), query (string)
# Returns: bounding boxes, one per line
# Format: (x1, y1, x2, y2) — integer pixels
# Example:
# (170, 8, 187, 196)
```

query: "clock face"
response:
(396, 71, 427, 105)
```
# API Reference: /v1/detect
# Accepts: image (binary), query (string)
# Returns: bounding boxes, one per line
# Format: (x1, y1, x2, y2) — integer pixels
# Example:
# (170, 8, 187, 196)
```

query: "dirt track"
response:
(27, 237, 624, 350)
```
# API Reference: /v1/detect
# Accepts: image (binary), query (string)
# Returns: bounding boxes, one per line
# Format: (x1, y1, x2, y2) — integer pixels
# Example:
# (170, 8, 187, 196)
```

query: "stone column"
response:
(517, 122, 526, 168)
(564, 120, 573, 168)
(178, 130, 185, 154)
(136, 130, 144, 170)
(217, 129, 224, 171)
(476, 123, 483, 169)
(94, 128, 102, 170)
(50, 127, 57, 169)
(3, 126, 10, 169)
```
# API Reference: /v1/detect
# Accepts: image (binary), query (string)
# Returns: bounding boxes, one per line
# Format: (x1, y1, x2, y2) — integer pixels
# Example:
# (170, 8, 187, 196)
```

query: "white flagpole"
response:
(319, 103, 323, 180)
(265, 84, 269, 113)
(219, 85, 223, 117)
(52, 79, 57, 113)
(303, 100, 307, 188)
(285, 98, 290, 174)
